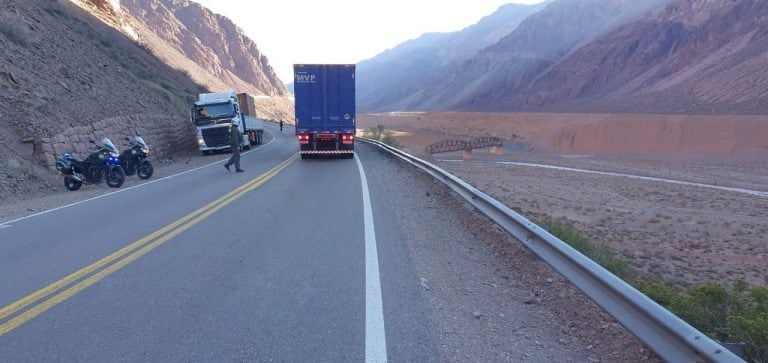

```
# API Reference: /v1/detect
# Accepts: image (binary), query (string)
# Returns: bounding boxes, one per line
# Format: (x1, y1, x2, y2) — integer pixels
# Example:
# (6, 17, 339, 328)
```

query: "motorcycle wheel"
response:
(124, 162, 135, 176)
(64, 177, 82, 191)
(106, 167, 126, 188)
(137, 161, 154, 179)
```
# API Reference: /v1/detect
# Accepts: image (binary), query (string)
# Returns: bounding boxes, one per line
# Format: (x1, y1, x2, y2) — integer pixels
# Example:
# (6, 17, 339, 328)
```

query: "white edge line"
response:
(355, 154, 388, 363)
(0, 132, 277, 226)
(497, 161, 768, 198)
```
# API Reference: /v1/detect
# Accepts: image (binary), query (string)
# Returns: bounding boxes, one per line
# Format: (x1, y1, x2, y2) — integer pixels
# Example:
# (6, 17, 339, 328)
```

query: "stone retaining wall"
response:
(34, 114, 195, 168)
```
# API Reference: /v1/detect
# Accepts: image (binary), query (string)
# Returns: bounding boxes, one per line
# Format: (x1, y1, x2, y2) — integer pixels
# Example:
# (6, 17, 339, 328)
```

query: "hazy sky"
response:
(190, 1, 547, 84)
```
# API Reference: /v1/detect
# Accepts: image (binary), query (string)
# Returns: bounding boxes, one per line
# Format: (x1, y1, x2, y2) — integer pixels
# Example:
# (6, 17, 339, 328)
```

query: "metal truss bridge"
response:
(425, 137, 503, 155)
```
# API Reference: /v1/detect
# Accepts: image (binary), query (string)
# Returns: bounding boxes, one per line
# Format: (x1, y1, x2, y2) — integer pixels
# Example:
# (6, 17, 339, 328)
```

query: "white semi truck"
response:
(191, 91, 265, 155)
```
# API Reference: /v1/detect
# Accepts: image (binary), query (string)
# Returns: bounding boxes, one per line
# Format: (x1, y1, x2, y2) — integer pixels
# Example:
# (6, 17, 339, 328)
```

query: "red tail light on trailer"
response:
(297, 134, 310, 144)
(341, 134, 354, 144)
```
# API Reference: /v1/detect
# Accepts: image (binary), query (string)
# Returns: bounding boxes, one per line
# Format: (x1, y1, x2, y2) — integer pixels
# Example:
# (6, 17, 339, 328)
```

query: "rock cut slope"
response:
(0, 0, 206, 201)
(72, 0, 295, 120)
(120, 0, 286, 97)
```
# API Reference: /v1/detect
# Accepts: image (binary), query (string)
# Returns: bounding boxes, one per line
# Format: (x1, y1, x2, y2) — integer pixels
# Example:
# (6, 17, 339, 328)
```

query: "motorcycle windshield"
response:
(101, 138, 118, 153)
(135, 136, 147, 148)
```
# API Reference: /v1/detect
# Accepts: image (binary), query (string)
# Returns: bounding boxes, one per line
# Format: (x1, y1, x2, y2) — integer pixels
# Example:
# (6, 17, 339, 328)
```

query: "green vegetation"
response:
(539, 219, 631, 279)
(639, 279, 768, 362)
(363, 125, 403, 148)
(539, 218, 767, 361)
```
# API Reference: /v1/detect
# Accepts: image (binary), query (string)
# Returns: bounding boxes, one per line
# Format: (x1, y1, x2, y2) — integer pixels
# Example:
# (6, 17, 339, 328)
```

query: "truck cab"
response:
(191, 91, 250, 155)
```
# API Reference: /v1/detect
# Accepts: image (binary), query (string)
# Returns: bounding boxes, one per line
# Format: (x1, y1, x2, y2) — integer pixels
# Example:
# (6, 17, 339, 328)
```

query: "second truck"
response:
(191, 91, 265, 155)
(293, 64, 356, 159)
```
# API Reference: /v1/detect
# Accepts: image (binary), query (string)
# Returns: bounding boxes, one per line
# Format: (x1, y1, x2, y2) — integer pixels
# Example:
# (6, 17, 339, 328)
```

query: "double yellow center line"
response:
(0, 154, 297, 336)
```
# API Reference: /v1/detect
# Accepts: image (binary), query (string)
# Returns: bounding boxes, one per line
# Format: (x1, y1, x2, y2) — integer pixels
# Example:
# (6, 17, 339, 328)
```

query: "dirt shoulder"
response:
(366, 146, 657, 362)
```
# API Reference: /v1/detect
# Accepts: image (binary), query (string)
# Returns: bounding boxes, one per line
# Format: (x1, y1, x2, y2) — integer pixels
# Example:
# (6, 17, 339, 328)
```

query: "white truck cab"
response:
(191, 91, 250, 155)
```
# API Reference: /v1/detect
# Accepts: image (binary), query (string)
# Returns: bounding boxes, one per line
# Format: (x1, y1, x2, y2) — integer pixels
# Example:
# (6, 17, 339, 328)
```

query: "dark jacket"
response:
(229, 124, 242, 148)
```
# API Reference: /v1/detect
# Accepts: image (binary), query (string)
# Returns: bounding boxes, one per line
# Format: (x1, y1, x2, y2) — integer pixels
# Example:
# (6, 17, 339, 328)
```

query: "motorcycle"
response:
(55, 138, 126, 191)
(119, 133, 153, 180)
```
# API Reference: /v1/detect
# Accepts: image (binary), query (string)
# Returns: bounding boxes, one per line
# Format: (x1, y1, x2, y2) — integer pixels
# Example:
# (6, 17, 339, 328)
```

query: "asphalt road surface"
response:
(0, 123, 598, 362)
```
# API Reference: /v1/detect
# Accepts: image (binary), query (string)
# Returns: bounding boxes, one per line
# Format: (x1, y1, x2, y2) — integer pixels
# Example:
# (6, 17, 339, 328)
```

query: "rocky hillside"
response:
(0, 0, 209, 138)
(120, 0, 286, 96)
(73, 0, 294, 120)
(357, 2, 548, 110)
(510, 0, 768, 114)
(358, 0, 666, 111)
(452, 0, 667, 111)
(0, 0, 207, 201)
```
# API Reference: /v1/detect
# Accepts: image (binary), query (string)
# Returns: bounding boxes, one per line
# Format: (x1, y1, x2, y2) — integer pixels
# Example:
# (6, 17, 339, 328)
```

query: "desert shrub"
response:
(636, 281, 679, 306)
(539, 219, 631, 279)
(363, 125, 402, 148)
(672, 282, 735, 340)
(380, 132, 403, 148)
(729, 312, 768, 362)
(364, 125, 385, 140)
(727, 286, 768, 362)
(637, 279, 768, 362)
(539, 216, 767, 360)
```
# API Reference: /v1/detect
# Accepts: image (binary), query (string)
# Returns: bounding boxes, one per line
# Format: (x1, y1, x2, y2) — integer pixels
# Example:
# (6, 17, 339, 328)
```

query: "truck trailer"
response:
(293, 64, 356, 159)
(191, 91, 264, 155)
(236, 93, 265, 145)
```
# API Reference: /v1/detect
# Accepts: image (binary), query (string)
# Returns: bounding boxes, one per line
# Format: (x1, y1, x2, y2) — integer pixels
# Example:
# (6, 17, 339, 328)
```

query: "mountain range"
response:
(358, 0, 768, 115)
(356, 2, 549, 110)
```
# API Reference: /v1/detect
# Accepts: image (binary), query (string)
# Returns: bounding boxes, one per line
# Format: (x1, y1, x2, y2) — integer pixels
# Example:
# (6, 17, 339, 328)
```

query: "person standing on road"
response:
(224, 119, 244, 172)
(279, 119, 284, 132)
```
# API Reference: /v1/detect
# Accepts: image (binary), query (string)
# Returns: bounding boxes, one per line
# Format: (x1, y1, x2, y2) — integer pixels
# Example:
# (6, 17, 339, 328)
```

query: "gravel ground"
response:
(423, 150, 768, 288)
(370, 115, 768, 289)
(364, 146, 658, 362)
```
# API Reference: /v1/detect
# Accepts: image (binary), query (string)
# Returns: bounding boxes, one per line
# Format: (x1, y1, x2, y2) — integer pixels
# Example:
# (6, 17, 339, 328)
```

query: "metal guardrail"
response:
(360, 138, 744, 363)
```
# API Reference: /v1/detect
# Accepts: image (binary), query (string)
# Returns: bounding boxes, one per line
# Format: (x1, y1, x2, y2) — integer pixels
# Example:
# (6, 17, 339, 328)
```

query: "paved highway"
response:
(0, 124, 429, 361)
(0, 123, 596, 361)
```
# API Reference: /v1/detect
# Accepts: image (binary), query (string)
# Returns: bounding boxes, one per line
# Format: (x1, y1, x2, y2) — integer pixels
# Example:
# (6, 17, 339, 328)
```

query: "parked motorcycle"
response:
(120, 133, 153, 179)
(55, 138, 126, 191)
